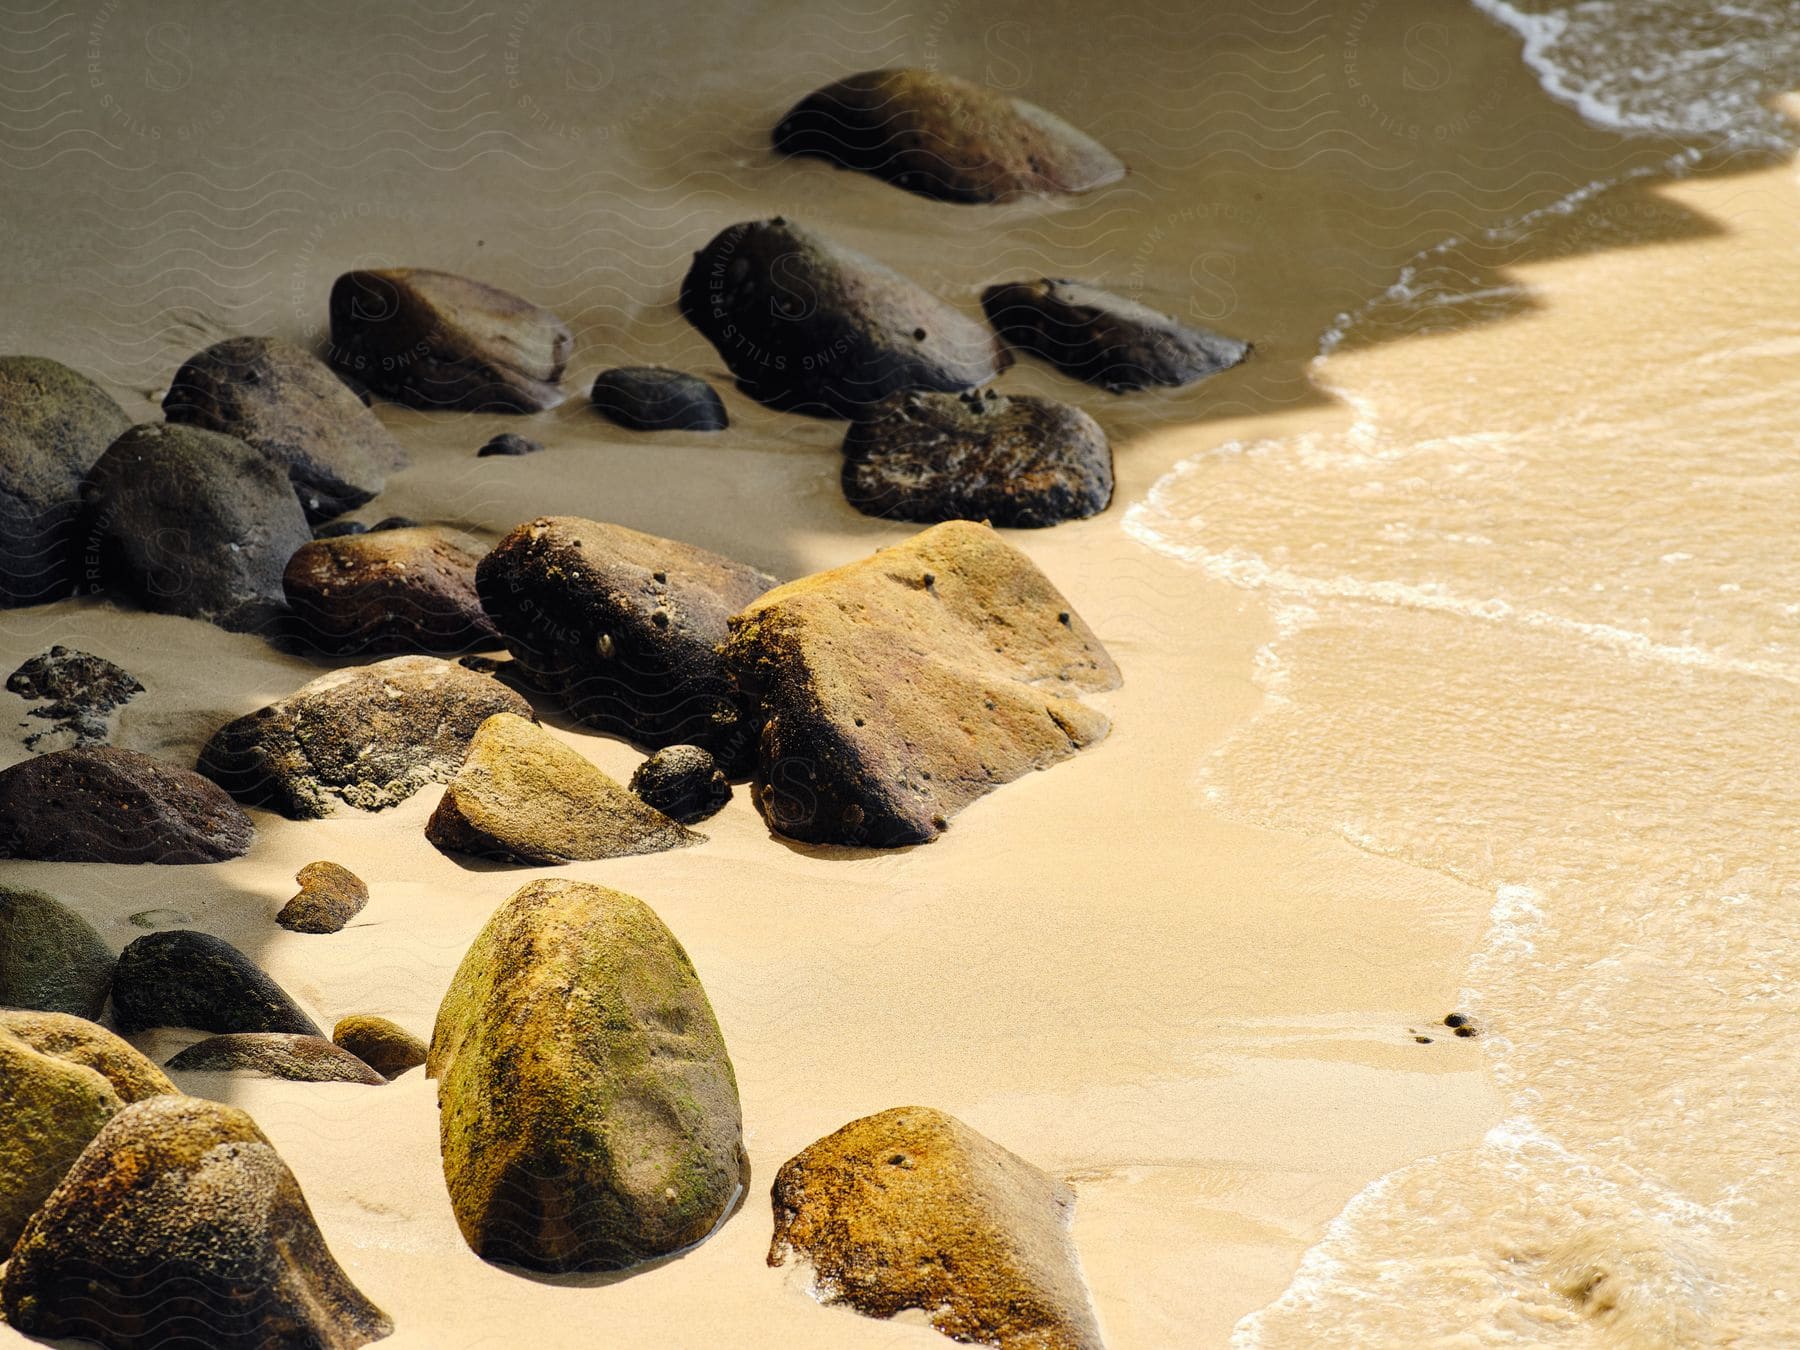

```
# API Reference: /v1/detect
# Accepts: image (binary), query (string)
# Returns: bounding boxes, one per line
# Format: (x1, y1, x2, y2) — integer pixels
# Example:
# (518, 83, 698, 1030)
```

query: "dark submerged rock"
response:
(6, 645, 142, 749)
(842, 388, 1113, 528)
(162, 335, 406, 522)
(81, 422, 313, 631)
(197, 654, 531, 819)
(629, 745, 731, 824)
(333, 1015, 426, 1078)
(774, 67, 1125, 205)
(283, 526, 499, 655)
(982, 277, 1251, 393)
(0, 885, 114, 1018)
(0, 746, 253, 864)
(590, 367, 729, 432)
(277, 861, 369, 934)
(112, 930, 321, 1037)
(678, 218, 1007, 418)
(166, 1033, 387, 1085)
(478, 431, 542, 457)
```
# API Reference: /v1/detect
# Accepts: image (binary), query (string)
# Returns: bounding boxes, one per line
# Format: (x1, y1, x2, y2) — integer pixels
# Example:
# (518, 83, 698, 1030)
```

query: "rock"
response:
(0, 356, 132, 608)
(478, 431, 542, 457)
(774, 68, 1125, 205)
(0, 884, 113, 1018)
(370, 515, 419, 532)
(476, 516, 774, 766)
(6, 645, 142, 749)
(678, 218, 1007, 418)
(768, 1106, 1103, 1350)
(0, 1028, 122, 1255)
(0, 1095, 394, 1349)
(428, 878, 745, 1272)
(722, 520, 1119, 846)
(0, 746, 253, 864)
(277, 861, 369, 934)
(197, 654, 531, 819)
(426, 713, 698, 864)
(842, 389, 1113, 528)
(283, 526, 499, 655)
(981, 277, 1251, 393)
(329, 267, 573, 413)
(0, 1010, 176, 1102)
(166, 1033, 386, 1085)
(629, 745, 731, 824)
(333, 1015, 426, 1078)
(81, 422, 313, 631)
(162, 335, 406, 522)
(313, 517, 367, 538)
(127, 907, 192, 929)
(112, 930, 321, 1037)
(590, 367, 728, 432)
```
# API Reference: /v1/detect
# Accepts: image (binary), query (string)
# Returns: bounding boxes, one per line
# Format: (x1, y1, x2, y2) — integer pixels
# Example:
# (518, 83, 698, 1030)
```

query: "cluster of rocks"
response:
(6, 645, 142, 749)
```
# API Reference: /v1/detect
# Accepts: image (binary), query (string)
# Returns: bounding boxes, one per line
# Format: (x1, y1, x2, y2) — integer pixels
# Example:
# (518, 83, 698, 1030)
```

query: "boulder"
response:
(276, 860, 369, 934)
(197, 654, 531, 819)
(477, 516, 773, 766)
(162, 335, 405, 521)
(0, 1028, 123, 1255)
(722, 521, 1119, 846)
(81, 422, 312, 631)
(425, 712, 698, 864)
(332, 1015, 426, 1078)
(0, 1095, 394, 1349)
(678, 218, 1007, 418)
(0, 1010, 176, 1102)
(769, 1106, 1103, 1350)
(0, 746, 253, 864)
(774, 68, 1125, 204)
(478, 431, 542, 457)
(0, 356, 132, 607)
(329, 267, 572, 413)
(981, 277, 1251, 393)
(0, 884, 113, 1018)
(112, 930, 321, 1037)
(842, 388, 1113, 528)
(429, 878, 746, 1272)
(166, 1033, 387, 1085)
(590, 367, 728, 432)
(629, 744, 731, 825)
(283, 526, 499, 655)
(6, 644, 142, 749)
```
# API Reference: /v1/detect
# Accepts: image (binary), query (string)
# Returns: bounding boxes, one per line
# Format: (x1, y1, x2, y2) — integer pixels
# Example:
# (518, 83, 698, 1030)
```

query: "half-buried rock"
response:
(0, 1010, 176, 1103)
(842, 389, 1114, 528)
(426, 713, 698, 864)
(982, 277, 1251, 393)
(329, 267, 572, 413)
(678, 218, 1007, 418)
(429, 878, 746, 1272)
(0, 1026, 124, 1255)
(629, 744, 731, 825)
(333, 1015, 427, 1078)
(769, 1106, 1103, 1350)
(0, 884, 113, 1018)
(112, 930, 321, 1037)
(7, 644, 142, 749)
(277, 860, 369, 934)
(162, 335, 406, 521)
(723, 520, 1120, 846)
(0, 1095, 394, 1349)
(591, 366, 728, 431)
(284, 526, 499, 654)
(197, 654, 530, 819)
(773, 68, 1125, 205)
(477, 516, 773, 767)
(81, 422, 313, 630)
(0, 356, 132, 608)
(166, 1033, 387, 1085)
(0, 747, 253, 863)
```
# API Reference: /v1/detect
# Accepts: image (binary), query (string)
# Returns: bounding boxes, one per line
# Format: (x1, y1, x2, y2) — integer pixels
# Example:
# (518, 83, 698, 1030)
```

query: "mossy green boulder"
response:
(0, 1027, 123, 1254)
(0, 1010, 176, 1103)
(0, 883, 114, 1018)
(428, 878, 746, 1272)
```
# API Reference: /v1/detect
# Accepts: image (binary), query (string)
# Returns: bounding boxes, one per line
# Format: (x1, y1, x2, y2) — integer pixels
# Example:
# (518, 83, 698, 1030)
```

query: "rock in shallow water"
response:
(112, 930, 320, 1037)
(333, 1015, 426, 1078)
(629, 744, 731, 824)
(166, 1033, 387, 1085)
(6, 645, 142, 749)
(0, 1027, 123, 1255)
(678, 218, 1007, 418)
(283, 525, 499, 655)
(590, 366, 728, 431)
(197, 654, 531, 819)
(477, 516, 774, 767)
(81, 421, 313, 631)
(0, 1095, 394, 1349)
(982, 277, 1251, 393)
(842, 388, 1114, 528)
(0, 884, 113, 1018)
(329, 267, 572, 413)
(429, 878, 746, 1272)
(277, 860, 369, 934)
(0, 746, 253, 864)
(774, 67, 1125, 205)
(0, 356, 132, 609)
(769, 1106, 1103, 1350)
(162, 335, 405, 522)
(426, 712, 698, 864)
(0, 1011, 176, 1103)
(723, 520, 1120, 846)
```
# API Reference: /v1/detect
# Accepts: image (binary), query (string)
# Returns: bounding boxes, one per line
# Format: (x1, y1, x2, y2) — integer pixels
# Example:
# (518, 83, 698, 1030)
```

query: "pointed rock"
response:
(277, 860, 369, 934)
(167, 1033, 386, 1085)
(0, 1095, 393, 1349)
(429, 878, 746, 1272)
(283, 526, 499, 655)
(332, 1016, 426, 1078)
(0, 746, 253, 864)
(0, 1011, 176, 1103)
(112, 930, 321, 1037)
(0, 1027, 122, 1255)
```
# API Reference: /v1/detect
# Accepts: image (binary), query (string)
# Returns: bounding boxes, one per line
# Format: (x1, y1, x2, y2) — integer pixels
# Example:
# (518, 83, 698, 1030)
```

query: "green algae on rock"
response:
(166, 1032, 387, 1085)
(769, 1106, 1104, 1350)
(333, 1015, 427, 1078)
(0, 1028, 123, 1255)
(428, 878, 746, 1272)
(0, 1010, 176, 1103)
(0, 1095, 393, 1349)
(0, 884, 114, 1018)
